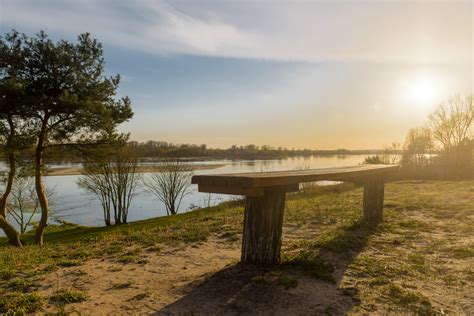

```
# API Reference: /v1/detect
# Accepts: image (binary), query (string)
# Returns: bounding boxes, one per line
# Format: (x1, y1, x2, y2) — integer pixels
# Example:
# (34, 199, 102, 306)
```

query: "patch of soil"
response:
(39, 238, 240, 314)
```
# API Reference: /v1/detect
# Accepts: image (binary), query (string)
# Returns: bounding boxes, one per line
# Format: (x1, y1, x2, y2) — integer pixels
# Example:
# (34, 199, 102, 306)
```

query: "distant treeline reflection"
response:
(34, 142, 385, 161)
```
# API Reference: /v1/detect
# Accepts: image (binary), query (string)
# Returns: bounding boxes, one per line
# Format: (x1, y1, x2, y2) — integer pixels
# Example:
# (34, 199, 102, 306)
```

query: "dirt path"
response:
(38, 236, 359, 315)
(39, 238, 240, 314)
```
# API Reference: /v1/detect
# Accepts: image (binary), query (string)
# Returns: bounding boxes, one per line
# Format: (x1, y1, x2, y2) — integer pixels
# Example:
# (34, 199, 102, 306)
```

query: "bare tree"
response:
(364, 143, 402, 165)
(144, 160, 194, 215)
(402, 127, 434, 169)
(429, 95, 474, 152)
(77, 162, 113, 226)
(78, 149, 141, 225)
(7, 170, 55, 234)
(202, 193, 214, 209)
(381, 142, 402, 164)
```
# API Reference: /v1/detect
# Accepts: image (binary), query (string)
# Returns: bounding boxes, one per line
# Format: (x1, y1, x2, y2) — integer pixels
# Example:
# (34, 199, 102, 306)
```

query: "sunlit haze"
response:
(1, 0, 472, 149)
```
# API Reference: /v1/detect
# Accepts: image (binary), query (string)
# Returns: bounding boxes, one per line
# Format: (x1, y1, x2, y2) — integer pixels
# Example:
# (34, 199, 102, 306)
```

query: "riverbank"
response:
(1, 180, 472, 314)
(45, 164, 228, 176)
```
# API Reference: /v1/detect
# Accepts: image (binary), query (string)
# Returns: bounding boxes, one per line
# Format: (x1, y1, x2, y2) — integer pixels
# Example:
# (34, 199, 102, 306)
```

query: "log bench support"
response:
(362, 176, 385, 224)
(242, 190, 286, 264)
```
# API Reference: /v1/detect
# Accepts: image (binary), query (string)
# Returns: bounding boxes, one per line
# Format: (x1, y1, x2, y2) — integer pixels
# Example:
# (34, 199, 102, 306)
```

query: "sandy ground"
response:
(38, 233, 360, 315)
(39, 238, 241, 315)
(45, 164, 227, 176)
(35, 227, 474, 315)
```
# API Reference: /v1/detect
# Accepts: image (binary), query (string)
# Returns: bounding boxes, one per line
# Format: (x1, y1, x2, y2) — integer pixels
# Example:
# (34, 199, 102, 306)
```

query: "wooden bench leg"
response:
(241, 191, 286, 265)
(363, 177, 385, 225)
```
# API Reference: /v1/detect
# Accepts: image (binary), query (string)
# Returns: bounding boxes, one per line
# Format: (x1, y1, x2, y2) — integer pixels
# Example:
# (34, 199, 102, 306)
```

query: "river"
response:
(1, 155, 369, 231)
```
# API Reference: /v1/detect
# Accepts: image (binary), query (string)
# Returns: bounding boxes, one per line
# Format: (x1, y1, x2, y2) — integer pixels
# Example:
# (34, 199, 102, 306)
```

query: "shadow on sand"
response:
(157, 220, 377, 315)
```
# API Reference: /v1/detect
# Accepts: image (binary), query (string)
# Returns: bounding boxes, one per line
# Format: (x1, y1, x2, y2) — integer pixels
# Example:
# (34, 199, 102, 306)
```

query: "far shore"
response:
(45, 164, 227, 176)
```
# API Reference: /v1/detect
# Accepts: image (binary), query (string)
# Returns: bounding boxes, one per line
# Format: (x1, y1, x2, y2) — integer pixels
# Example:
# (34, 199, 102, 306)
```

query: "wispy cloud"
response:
(1, 0, 471, 64)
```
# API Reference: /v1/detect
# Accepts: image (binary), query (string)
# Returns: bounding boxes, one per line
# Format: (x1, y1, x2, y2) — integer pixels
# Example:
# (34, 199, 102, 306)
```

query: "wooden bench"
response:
(191, 164, 399, 265)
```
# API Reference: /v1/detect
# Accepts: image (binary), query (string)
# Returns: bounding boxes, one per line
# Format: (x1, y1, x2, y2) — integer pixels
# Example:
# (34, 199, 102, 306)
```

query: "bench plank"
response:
(192, 164, 399, 189)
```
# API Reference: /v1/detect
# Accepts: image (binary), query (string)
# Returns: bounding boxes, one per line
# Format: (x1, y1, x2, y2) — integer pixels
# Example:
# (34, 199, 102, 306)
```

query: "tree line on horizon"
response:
(1, 141, 386, 161)
(124, 142, 382, 160)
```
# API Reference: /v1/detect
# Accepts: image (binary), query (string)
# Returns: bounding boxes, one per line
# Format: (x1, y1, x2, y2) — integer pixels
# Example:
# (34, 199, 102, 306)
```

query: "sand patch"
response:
(38, 238, 239, 315)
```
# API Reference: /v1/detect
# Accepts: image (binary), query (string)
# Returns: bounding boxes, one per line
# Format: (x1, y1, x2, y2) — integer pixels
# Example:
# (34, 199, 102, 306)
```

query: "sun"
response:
(408, 79, 437, 104)
(402, 73, 441, 107)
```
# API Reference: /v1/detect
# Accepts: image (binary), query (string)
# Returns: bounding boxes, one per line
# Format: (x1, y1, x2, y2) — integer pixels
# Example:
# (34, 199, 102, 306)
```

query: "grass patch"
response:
(50, 289, 88, 304)
(316, 220, 374, 253)
(369, 276, 391, 286)
(7, 276, 34, 292)
(130, 291, 150, 301)
(0, 269, 14, 281)
(0, 292, 43, 314)
(385, 283, 433, 314)
(116, 255, 139, 264)
(277, 275, 298, 289)
(349, 255, 390, 278)
(110, 281, 133, 290)
(283, 250, 335, 283)
(446, 246, 474, 259)
(107, 266, 122, 272)
(407, 253, 427, 273)
(145, 245, 161, 253)
(57, 259, 82, 267)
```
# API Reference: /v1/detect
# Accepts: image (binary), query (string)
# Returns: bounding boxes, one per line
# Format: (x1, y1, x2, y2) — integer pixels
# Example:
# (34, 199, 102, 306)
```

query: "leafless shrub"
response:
(401, 127, 434, 169)
(429, 95, 473, 152)
(144, 159, 194, 215)
(6, 169, 55, 234)
(78, 149, 141, 225)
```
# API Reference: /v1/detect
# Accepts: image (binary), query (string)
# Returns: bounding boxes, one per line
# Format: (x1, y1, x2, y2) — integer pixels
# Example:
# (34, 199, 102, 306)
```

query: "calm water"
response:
(2, 155, 368, 231)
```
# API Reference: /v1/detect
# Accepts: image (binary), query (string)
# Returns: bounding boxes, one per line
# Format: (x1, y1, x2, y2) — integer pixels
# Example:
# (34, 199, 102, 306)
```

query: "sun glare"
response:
(402, 74, 441, 107)
(408, 80, 437, 103)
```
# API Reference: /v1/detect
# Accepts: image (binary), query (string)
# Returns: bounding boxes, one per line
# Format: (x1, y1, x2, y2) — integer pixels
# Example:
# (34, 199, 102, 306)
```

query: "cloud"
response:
(1, 0, 471, 64)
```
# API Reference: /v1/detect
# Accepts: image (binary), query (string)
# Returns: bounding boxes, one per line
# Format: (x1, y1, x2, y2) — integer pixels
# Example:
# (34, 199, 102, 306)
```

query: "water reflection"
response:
(1, 155, 368, 230)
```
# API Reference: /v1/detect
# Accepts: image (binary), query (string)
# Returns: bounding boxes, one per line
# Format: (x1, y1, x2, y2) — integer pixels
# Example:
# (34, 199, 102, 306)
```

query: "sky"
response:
(1, 0, 473, 149)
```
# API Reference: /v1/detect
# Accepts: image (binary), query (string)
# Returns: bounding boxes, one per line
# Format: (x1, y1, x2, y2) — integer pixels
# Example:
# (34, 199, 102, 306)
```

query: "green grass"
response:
(283, 250, 335, 282)
(50, 289, 88, 304)
(385, 283, 433, 314)
(57, 259, 82, 267)
(0, 180, 473, 314)
(0, 292, 43, 314)
(0, 201, 243, 279)
(7, 276, 35, 292)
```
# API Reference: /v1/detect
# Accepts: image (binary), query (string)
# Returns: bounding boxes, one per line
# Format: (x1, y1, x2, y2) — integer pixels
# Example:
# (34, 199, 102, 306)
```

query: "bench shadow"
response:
(157, 219, 378, 315)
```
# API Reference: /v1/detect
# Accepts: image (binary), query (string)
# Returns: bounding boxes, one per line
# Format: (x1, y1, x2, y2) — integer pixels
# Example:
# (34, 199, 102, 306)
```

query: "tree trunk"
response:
(241, 190, 286, 265)
(362, 177, 385, 225)
(0, 217, 22, 246)
(34, 120, 49, 246)
(0, 117, 22, 246)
